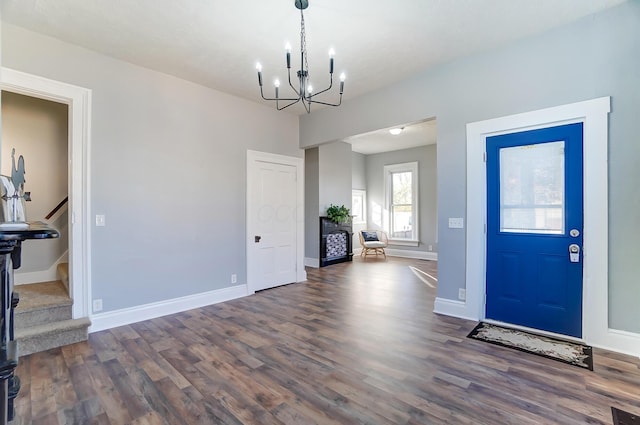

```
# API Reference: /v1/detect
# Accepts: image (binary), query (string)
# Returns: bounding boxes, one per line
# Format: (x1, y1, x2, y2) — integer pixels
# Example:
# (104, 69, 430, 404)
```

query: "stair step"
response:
(15, 281, 72, 329)
(13, 276, 90, 356)
(57, 262, 69, 293)
(16, 304, 73, 330)
(16, 317, 91, 357)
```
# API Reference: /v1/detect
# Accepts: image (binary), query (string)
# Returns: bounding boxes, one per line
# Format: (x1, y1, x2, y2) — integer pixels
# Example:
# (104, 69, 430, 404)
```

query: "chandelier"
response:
(256, 0, 345, 113)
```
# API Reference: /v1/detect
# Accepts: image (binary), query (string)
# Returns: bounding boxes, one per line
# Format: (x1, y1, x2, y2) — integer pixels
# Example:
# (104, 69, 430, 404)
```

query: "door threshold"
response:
(482, 319, 586, 344)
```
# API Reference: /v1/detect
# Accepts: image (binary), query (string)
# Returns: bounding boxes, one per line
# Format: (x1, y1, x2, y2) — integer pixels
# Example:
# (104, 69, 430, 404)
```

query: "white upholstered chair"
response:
(358, 230, 388, 259)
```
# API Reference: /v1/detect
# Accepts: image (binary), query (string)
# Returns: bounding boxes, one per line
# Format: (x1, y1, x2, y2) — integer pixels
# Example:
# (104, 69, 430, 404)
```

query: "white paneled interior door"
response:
(247, 151, 303, 293)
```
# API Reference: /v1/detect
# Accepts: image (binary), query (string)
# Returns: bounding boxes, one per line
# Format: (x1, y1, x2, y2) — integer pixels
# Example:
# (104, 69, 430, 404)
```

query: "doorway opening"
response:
(1, 91, 69, 286)
(343, 118, 438, 262)
(1, 68, 91, 319)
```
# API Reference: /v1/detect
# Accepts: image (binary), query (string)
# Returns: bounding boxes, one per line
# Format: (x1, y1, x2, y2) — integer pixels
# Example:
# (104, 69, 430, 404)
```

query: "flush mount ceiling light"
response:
(255, 0, 345, 113)
(389, 127, 404, 135)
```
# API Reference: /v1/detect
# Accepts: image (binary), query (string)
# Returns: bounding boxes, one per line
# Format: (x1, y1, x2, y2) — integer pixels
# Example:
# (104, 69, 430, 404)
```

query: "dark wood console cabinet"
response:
(319, 216, 353, 267)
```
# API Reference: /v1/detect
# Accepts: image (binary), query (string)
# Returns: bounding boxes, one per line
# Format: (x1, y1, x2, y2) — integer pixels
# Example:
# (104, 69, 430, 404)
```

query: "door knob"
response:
(255, 235, 261, 243)
(569, 244, 580, 262)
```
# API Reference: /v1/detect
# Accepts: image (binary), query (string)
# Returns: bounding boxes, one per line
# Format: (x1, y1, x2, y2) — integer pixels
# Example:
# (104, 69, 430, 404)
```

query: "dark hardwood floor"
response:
(11, 257, 640, 424)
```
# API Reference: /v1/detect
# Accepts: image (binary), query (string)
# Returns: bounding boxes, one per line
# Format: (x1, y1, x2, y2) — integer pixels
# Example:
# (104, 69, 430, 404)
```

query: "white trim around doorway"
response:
(1, 67, 92, 320)
(435, 96, 640, 357)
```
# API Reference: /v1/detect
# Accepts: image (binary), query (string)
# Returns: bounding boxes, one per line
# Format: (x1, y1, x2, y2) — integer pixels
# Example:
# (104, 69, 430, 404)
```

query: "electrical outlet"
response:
(428, 245, 433, 251)
(231, 274, 237, 284)
(458, 288, 466, 301)
(95, 214, 106, 226)
(93, 299, 103, 312)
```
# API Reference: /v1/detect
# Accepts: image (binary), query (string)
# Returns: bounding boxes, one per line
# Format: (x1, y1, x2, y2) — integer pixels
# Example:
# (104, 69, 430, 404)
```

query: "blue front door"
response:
(486, 123, 584, 337)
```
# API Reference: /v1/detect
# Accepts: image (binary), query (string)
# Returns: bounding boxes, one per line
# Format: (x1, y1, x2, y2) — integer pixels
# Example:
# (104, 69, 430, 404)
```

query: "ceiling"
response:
(1, 0, 625, 155)
(0, 0, 626, 117)
(347, 120, 437, 155)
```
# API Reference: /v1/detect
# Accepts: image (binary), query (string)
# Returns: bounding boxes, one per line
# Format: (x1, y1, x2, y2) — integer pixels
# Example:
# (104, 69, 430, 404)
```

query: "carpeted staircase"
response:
(14, 263, 91, 356)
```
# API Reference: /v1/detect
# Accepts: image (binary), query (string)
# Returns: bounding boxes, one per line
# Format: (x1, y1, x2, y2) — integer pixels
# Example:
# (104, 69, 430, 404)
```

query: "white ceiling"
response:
(0, 0, 626, 117)
(347, 120, 437, 155)
(1, 0, 625, 154)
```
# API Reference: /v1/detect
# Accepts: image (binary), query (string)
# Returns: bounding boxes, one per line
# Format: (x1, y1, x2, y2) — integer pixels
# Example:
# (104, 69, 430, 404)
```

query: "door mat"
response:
(467, 322, 593, 370)
(612, 407, 640, 425)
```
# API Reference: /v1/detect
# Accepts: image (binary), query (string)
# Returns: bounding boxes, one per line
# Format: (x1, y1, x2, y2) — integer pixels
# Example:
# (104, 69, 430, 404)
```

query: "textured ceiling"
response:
(1, 0, 627, 117)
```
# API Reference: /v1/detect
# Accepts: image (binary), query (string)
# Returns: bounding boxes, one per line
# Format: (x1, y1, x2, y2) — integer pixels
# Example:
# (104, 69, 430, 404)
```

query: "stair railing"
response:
(44, 196, 68, 222)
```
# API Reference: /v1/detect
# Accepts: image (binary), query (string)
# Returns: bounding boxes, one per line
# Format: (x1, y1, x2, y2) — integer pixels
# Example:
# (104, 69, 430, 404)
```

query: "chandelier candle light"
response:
(256, 0, 345, 113)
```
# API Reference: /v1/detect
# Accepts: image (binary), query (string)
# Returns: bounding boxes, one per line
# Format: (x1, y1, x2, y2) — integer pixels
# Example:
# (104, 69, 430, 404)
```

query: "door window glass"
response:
(499, 141, 564, 234)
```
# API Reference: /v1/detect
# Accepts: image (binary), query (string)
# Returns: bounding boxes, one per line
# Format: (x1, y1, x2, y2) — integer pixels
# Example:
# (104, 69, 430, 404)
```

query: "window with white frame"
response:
(384, 162, 419, 244)
(351, 189, 366, 224)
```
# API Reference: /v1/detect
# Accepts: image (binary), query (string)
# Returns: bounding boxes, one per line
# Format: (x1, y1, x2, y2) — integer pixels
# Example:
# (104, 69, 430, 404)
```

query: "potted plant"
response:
(326, 204, 351, 224)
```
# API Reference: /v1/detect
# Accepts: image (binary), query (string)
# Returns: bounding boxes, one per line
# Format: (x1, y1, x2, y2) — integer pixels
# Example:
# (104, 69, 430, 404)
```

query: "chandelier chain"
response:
(301, 9, 309, 82)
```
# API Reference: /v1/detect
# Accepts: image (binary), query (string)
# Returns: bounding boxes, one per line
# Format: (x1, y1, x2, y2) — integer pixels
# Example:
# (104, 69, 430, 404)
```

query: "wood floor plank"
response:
(28, 352, 58, 420)
(82, 355, 132, 425)
(10, 257, 640, 424)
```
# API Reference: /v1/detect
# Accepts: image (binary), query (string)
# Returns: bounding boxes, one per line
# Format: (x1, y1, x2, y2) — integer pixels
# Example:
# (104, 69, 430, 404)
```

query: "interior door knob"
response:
(255, 235, 261, 243)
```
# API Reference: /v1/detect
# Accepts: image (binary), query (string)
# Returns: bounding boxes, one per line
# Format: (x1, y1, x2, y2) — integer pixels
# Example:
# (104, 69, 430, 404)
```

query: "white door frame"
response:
(1, 67, 92, 319)
(461, 97, 640, 355)
(434, 96, 640, 355)
(246, 150, 305, 294)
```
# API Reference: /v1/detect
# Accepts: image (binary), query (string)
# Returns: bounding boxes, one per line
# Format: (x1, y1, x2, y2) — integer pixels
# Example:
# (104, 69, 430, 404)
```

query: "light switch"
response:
(448, 217, 464, 229)
(96, 214, 106, 226)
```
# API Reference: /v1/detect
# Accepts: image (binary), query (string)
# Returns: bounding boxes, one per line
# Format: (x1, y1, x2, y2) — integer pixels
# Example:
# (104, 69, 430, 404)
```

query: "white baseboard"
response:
(89, 284, 249, 333)
(15, 250, 69, 285)
(593, 328, 640, 358)
(433, 297, 479, 322)
(304, 257, 319, 268)
(354, 247, 438, 261)
(386, 248, 438, 261)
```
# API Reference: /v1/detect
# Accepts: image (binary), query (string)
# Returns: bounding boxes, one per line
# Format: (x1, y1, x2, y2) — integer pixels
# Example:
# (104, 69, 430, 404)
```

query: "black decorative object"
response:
(0, 223, 59, 423)
(320, 216, 352, 267)
(255, 0, 346, 113)
(612, 407, 640, 425)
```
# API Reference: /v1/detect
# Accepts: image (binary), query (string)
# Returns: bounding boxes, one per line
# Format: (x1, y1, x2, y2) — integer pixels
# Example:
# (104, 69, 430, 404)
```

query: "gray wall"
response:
(304, 147, 320, 260)
(299, 2, 640, 332)
(351, 151, 366, 190)
(318, 142, 352, 214)
(1, 91, 69, 273)
(2, 24, 301, 313)
(304, 142, 353, 261)
(365, 145, 437, 253)
(351, 151, 367, 250)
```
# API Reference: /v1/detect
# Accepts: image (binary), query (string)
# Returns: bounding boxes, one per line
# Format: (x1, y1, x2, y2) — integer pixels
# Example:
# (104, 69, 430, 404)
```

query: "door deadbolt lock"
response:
(569, 244, 580, 263)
